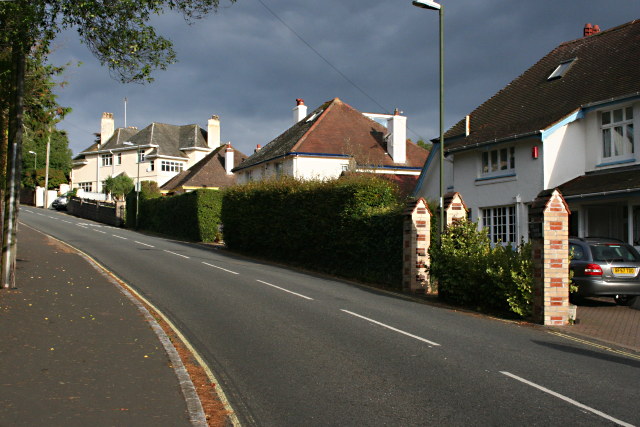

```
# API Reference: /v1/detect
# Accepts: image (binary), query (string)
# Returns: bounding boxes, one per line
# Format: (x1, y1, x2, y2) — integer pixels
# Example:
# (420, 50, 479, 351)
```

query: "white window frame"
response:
(480, 146, 515, 178)
(101, 153, 113, 167)
(481, 205, 516, 245)
(160, 160, 183, 172)
(78, 182, 92, 192)
(601, 106, 634, 162)
(138, 149, 146, 163)
(115, 152, 122, 165)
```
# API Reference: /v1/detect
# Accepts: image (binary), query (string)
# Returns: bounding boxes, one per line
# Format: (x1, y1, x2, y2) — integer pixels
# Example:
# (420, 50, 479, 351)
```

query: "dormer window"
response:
(548, 58, 576, 80)
(601, 106, 634, 161)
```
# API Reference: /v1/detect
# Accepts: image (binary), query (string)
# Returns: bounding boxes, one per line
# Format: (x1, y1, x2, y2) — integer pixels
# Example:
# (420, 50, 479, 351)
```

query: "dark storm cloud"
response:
(49, 0, 638, 156)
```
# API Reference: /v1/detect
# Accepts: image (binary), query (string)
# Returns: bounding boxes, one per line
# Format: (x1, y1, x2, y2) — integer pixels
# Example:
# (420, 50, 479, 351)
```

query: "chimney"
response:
(584, 23, 600, 37)
(208, 115, 221, 149)
(255, 144, 262, 153)
(293, 98, 308, 123)
(465, 115, 471, 136)
(100, 112, 114, 146)
(225, 143, 234, 175)
(386, 108, 407, 164)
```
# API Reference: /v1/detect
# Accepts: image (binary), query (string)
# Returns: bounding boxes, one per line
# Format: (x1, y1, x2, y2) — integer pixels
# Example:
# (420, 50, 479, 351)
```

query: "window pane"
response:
(482, 152, 489, 173)
(628, 124, 634, 154)
(613, 109, 623, 123)
(626, 107, 633, 121)
(491, 150, 498, 172)
(613, 126, 624, 156)
(500, 149, 507, 170)
(602, 111, 611, 125)
(510, 147, 515, 169)
(602, 128, 611, 157)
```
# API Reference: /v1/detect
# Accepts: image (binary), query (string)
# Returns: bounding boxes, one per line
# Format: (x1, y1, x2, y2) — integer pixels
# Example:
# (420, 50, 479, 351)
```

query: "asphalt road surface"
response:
(20, 208, 640, 426)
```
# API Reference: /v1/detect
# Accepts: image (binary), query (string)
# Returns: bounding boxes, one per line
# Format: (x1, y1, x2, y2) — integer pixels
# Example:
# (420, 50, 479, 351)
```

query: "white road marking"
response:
(135, 241, 154, 248)
(340, 309, 441, 347)
(164, 250, 190, 259)
(256, 280, 313, 300)
(62, 220, 72, 224)
(92, 229, 107, 234)
(500, 371, 635, 427)
(112, 235, 127, 240)
(202, 262, 239, 275)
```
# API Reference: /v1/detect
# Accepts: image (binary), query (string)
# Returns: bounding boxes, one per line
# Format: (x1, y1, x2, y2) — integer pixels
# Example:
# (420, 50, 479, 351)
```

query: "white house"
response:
(233, 98, 429, 185)
(71, 113, 224, 194)
(415, 21, 640, 246)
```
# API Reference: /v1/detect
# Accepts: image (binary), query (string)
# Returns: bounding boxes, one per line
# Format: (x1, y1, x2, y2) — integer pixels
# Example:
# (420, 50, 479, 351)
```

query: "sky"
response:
(48, 0, 639, 157)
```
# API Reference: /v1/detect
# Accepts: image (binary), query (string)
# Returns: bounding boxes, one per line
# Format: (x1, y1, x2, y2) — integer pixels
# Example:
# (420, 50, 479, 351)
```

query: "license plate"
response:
(612, 267, 635, 274)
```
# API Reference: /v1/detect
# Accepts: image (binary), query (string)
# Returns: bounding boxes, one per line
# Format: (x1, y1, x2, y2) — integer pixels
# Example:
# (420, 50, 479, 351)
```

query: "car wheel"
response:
(614, 295, 631, 306)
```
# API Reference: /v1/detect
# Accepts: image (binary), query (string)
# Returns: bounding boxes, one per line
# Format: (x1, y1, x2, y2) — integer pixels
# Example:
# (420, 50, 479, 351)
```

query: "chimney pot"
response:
(593, 24, 600, 33)
(255, 144, 262, 153)
(296, 98, 305, 106)
(584, 23, 593, 37)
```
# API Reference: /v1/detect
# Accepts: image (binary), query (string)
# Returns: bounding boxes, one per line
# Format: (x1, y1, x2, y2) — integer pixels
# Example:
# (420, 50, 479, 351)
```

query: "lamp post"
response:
(413, 0, 445, 235)
(28, 150, 36, 171)
(123, 141, 140, 228)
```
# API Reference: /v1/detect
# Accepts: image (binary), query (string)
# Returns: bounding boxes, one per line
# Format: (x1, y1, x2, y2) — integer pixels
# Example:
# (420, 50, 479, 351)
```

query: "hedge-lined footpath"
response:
(128, 186, 223, 242)
(222, 176, 405, 288)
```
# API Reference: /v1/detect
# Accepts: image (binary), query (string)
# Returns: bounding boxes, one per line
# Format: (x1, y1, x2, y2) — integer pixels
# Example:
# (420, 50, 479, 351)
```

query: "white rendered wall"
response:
(293, 156, 350, 180)
(543, 120, 586, 189)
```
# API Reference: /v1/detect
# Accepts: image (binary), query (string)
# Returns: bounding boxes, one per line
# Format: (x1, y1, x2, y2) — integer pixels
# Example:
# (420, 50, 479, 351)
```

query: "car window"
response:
(590, 244, 640, 262)
(570, 243, 584, 260)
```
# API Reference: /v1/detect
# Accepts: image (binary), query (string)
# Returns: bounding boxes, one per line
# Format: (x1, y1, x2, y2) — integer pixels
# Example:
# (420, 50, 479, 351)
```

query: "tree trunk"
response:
(2, 39, 26, 289)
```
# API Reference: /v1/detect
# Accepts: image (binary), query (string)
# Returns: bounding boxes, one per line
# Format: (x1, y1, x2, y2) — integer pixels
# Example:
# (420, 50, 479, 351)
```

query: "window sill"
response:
(596, 158, 635, 168)
(475, 172, 517, 186)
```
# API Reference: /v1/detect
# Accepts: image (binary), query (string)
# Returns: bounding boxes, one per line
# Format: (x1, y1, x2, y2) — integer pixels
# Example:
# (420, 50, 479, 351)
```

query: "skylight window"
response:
(548, 58, 576, 80)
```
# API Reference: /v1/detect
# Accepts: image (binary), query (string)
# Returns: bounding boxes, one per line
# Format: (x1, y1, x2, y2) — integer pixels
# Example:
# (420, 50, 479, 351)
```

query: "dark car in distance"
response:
(569, 237, 640, 305)
(51, 195, 68, 211)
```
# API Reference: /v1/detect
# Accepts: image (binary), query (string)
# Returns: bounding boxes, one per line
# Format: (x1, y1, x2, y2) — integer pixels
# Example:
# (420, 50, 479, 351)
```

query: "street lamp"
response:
(413, 0, 445, 235)
(28, 150, 36, 171)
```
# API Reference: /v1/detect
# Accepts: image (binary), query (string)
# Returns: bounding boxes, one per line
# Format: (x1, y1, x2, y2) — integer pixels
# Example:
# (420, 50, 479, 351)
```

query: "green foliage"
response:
(130, 189, 223, 242)
(125, 180, 161, 227)
(416, 139, 433, 151)
(103, 174, 134, 200)
(429, 220, 534, 317)
(222, 175, 405, 287)
(22, 168, 67, 189)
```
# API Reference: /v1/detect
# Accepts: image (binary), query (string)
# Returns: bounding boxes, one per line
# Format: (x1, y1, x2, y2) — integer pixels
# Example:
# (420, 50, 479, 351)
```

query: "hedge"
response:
(128, 188, 223, 242)
(221, 176, 405, 287)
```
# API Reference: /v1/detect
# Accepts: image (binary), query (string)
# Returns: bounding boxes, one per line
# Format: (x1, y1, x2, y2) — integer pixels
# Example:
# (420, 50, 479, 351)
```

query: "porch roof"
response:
(557, 165, 640, 200)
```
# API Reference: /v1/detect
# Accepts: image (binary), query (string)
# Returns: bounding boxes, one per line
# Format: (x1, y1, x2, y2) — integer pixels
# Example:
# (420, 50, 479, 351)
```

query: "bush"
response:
(222, 175, 404, 287)
(129, 188, 223, 242)
(429, 220, 533, 317)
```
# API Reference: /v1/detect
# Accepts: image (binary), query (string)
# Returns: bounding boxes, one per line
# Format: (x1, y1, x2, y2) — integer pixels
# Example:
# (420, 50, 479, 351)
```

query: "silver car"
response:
(569, 237, 640, 305)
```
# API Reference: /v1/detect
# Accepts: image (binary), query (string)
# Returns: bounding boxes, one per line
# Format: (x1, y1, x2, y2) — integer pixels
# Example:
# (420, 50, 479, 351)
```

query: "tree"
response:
(103, 175, 134, 201)
(1, 0, 235, 288)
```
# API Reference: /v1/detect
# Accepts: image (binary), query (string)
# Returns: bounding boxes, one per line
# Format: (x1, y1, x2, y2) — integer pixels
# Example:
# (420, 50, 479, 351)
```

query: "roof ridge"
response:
(556, 19, 640, 49)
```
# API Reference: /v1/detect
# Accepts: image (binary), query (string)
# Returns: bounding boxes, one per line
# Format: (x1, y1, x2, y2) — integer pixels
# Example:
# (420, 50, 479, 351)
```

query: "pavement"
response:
(1, 223, 639, 426)
(0, 225, 205, 426)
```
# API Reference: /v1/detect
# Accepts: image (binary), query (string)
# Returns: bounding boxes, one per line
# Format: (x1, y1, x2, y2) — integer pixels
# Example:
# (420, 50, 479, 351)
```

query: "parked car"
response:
(51, 195, 68, 211)
(569, 237, 640, 305)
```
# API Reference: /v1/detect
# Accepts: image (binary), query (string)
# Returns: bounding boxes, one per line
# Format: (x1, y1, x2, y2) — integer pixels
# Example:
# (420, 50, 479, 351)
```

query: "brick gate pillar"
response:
(403, 198, 432, 294)
(529, 189, 571, 325)
(443, 192, 468, 226)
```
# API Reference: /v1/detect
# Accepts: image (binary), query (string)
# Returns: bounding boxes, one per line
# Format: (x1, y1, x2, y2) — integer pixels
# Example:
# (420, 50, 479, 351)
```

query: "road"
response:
(20, 208, 640, 426)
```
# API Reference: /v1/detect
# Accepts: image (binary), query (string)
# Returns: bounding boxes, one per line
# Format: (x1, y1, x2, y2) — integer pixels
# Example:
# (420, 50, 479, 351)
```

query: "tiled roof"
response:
(235, 98, 428, 171)
(557, 165, 640, 198)
(160, 145, 248, 192)
(343, 172, 420, 198)
(444, 19, 640, 152)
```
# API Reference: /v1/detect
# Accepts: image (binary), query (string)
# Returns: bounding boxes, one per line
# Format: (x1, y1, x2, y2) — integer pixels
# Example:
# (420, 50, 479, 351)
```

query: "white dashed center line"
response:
(256, 280, 313, 300)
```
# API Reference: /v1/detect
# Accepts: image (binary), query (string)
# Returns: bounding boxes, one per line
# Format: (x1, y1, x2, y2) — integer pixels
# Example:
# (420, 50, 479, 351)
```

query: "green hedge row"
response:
(221, 176, 405, 287)
(128, 188, 223, 242)
(429, 220, 533, 318)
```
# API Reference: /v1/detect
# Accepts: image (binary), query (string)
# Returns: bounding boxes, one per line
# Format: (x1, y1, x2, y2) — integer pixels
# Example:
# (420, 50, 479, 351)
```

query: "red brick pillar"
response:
(529, 189, 571, 325)
(403, 198, 432, 294)
(443, 192, 468, 226)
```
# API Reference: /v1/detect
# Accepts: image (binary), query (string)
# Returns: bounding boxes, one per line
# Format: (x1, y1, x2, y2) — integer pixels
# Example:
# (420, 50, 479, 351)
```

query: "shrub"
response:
(429, 219, 533, 317)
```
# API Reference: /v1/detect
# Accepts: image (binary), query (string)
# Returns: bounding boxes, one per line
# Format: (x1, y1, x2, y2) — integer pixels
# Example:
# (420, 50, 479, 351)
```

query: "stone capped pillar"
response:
(403, 198, 432, 293)
(443, 192, 468, 226)
(529, 189, 571, 325)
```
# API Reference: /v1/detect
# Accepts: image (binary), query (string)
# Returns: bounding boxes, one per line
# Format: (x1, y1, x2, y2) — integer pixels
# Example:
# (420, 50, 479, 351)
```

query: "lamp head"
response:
(29, 151, 36, 154)
(412, 0, 441, 10)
